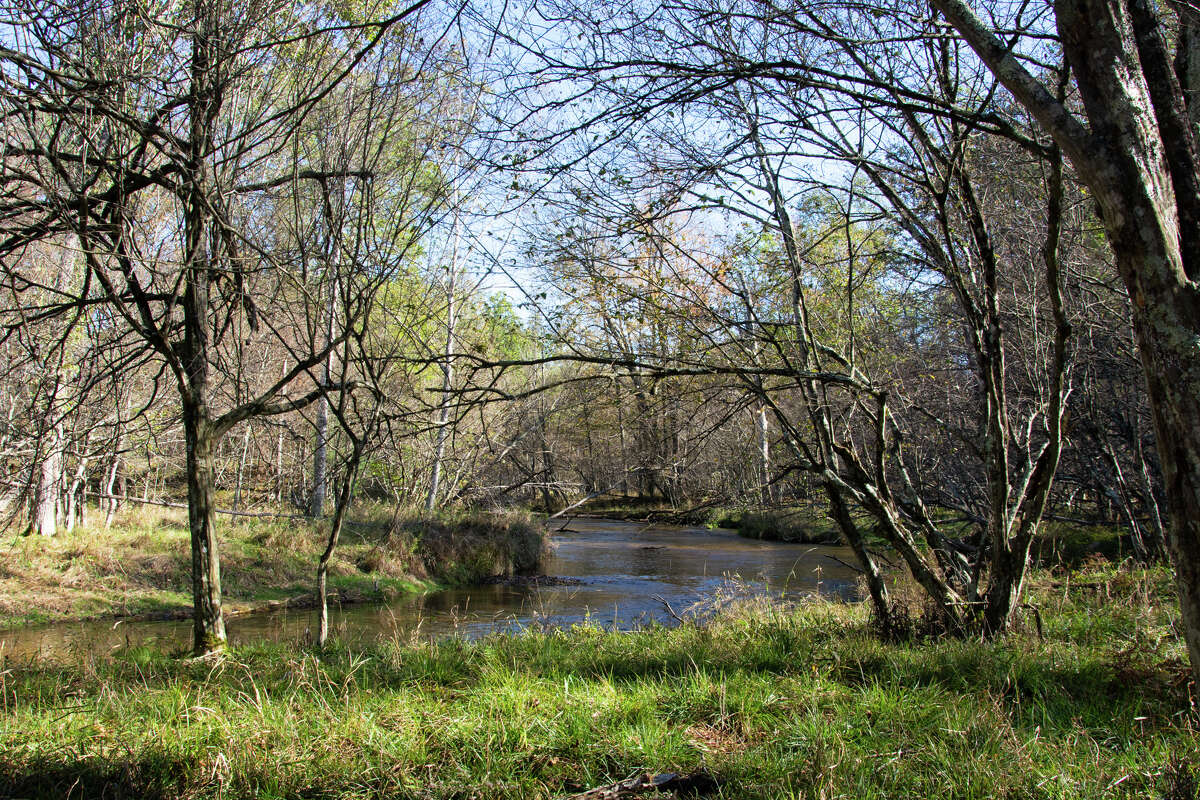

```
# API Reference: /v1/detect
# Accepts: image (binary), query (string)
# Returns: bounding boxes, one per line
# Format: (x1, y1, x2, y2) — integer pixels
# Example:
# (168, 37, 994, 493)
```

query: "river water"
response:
(0, 518, 859, 661)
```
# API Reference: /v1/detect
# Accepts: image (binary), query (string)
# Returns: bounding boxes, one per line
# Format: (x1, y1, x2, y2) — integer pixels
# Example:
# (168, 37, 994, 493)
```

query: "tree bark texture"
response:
(30, 421, 63, 537)
(310, 388, 330, 516)
(1058, 0, 1200, 689)
(427, 258, 456, 511)
(182, 0, 226, 654)
(932, 0, 1200, 683)
(185, 412, 226, 653)
(317, 447, 359, 648)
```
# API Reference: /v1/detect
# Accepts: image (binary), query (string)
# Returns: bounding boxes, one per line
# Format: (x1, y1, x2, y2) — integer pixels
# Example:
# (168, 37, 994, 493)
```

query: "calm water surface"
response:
(1, 518, 858, 660)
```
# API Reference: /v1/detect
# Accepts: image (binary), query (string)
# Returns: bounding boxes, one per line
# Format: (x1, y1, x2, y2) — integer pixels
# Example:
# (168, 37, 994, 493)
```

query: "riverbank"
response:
(0, 504, 547, 631)
(567, 498, 1134, 559)
(563, 499, 841, 544)
(1, 561, 1194, 799)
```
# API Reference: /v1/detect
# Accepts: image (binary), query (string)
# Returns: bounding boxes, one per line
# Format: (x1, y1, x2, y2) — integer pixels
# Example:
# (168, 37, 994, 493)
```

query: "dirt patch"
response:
(684, 723, 748, 756)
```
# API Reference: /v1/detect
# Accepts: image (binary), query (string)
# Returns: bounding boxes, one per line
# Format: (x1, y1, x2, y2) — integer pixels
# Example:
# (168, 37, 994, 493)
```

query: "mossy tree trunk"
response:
(184, 411, 226, 652)
(934, 0, 1200, 687)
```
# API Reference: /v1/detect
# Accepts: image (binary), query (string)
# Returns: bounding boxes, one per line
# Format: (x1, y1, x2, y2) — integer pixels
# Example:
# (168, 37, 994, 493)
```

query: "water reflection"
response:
(0, 518, 858, 661)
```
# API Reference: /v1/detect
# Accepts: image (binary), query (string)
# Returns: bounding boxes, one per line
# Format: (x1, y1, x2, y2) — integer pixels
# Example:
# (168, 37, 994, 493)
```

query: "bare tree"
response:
(930, 0, 1200, 694)
(0, 0, 447, 653)
(483, 0, 1086, 634)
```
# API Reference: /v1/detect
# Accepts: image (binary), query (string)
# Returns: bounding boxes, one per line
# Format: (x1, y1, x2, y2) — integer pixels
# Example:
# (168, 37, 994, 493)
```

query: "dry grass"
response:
(0, 503, 547, 630)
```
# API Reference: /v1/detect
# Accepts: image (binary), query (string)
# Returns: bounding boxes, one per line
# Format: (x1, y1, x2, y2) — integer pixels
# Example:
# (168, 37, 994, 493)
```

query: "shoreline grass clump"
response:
(399, 506, 548, 585)
(0, 562, 1194, 799)
(720, 508, 841, 545)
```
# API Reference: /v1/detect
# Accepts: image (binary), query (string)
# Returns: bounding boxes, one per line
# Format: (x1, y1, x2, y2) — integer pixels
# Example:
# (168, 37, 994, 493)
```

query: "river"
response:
(0, 518, 859, 660)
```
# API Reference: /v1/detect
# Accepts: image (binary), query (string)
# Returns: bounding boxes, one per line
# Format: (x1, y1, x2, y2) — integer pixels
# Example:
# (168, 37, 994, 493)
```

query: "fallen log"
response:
(562, 773, 678, 800)
(562, 771, 718, 799)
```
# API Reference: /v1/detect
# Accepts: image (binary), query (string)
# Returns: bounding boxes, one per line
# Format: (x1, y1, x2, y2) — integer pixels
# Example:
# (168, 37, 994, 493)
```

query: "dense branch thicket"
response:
(1, 0, 1196, 681)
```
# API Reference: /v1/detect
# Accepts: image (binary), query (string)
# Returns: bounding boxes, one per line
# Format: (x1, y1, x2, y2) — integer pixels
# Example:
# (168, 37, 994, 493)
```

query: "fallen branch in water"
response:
(650, 595, 686, 625)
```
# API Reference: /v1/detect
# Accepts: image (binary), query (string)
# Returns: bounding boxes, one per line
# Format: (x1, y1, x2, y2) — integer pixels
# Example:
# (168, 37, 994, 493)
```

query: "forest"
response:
(1, 0, 1199, 796)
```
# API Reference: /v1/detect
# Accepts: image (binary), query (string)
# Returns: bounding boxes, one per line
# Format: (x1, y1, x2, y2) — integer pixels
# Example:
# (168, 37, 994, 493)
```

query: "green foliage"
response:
(471, 293, 535, 360)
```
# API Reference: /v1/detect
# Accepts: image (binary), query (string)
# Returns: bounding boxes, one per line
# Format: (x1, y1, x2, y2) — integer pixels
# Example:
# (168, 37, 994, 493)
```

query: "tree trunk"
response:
(1121, 248, 1200, 683)
(182, 0, 225, 655)
(233, 422, 251, 512)
(427, 250, 457, 511)
(310, 393, 329, 516)
(64, 447, 89, 534)
(103, 431, 125, 528)
(616, 381, 629, 494)
(827, 484, 889, 621)
(1134, 435, 1170, 559)
(1103, 441, 1151, 560)
(426, 371, 453, 510)
(275, 425, 285, 504)
(317, 447, 359, 648)
(933, 0, 1200, 686)
(981, 551, 1030, 634)
(185, 410, 226, 653)
(1060, 0, 1200, 686)
(30, 421, 63, 536)
(758, 405, 772, 506)
(310, 198, 339, 518)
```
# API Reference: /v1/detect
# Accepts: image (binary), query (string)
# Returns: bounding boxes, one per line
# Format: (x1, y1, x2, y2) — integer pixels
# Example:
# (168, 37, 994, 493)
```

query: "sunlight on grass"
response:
(1, 563, 1195, 799)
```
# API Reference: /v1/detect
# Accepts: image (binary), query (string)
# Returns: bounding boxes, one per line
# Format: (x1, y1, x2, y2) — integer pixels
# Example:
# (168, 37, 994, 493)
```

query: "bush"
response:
(407, 508, 548, 585)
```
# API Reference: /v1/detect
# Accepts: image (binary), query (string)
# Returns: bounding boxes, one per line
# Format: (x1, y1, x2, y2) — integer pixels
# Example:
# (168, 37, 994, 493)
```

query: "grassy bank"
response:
(0, 562, 1195, 799)
(568, 498, 843, 544)
(710, 507, 840, 544)
(572, 497, 1138, 558)
(0, 504, 547, 630)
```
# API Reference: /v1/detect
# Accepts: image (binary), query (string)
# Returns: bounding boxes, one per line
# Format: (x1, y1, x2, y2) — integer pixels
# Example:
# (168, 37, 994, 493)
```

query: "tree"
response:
(928, 0, 1200, 693)
(488, 0, 1092, 634)
(0, 0, 444, 654)
(497, 0, 1200, 675)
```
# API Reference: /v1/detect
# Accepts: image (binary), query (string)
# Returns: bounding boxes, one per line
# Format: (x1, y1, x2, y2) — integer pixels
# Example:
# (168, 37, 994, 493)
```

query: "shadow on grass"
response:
(0, 758, 175, 800)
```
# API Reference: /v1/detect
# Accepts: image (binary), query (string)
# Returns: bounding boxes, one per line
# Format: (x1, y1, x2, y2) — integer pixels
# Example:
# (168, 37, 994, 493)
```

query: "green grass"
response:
(0, 562, 1194, 799)
(0, 503, 547, 631)
(720, 507, 842, 544)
